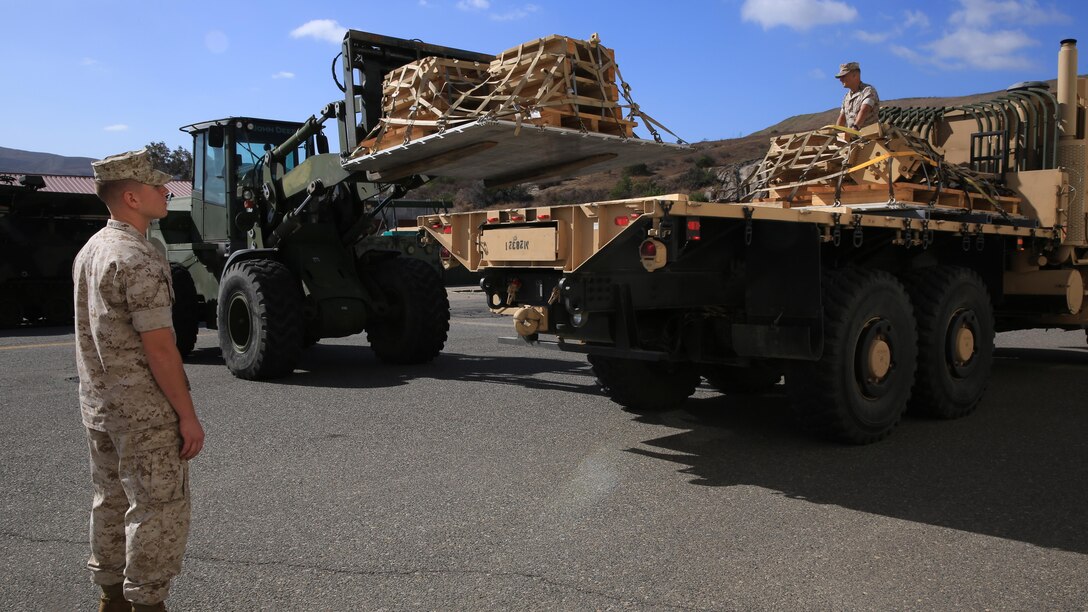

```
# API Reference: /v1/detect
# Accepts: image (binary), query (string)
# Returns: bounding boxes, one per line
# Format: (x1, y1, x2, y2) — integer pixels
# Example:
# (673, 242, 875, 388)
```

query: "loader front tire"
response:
(903, 266, 994, 419)
(364, 257, 449, 364)
(588, 355, 700, 411)
(787, 268, 918, 444)
(171, 263, 199, 357)
(217, 259, 304, 380)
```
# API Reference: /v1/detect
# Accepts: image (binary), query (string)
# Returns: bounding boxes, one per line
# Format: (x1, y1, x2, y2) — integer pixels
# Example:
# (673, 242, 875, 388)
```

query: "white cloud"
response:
(103, 124, 128, 132)
(290, 19, 347, 44)
(81, 58, 99, 66)
(950, 0, 1067, 28)
(903, 10, 930, 29)
(740, 0, 857, 31)
(856, 30, 890, 43)
(807, 68, 827, 79)
(205, 30, 229, 54)
(926, 28, 1037, 70)
(491, 4, 539, 21)
(457, 0, 490, 10)
(272, 71, 295, 79)
(889, 44, 923, 63)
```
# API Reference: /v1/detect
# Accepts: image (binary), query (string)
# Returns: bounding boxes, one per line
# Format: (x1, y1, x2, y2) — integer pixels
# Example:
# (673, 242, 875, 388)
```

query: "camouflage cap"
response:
(835, 62, 860, 78)
(92, 148, 172, 186)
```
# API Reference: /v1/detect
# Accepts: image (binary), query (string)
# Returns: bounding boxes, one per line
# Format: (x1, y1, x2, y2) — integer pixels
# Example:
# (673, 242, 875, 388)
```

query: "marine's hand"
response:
(179, 416, 205, 460)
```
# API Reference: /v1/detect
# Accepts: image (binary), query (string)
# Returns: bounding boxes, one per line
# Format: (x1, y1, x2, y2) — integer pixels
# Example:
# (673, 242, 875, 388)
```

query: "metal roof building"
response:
(1, 173, 192, 197)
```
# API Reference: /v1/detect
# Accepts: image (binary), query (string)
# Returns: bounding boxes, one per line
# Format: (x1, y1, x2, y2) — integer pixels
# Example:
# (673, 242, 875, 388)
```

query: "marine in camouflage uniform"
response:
(74, 149, 205, 612)
(834, 61, 880, 130)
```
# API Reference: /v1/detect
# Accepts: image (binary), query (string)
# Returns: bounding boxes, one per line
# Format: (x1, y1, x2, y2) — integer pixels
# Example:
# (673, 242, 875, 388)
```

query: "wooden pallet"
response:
(357, 124, 441, 154)
(756, 181, 1021, 214)
(526, 107, 635, 137)
(382, 57, 490, 117)
(491, 34, 617, 83)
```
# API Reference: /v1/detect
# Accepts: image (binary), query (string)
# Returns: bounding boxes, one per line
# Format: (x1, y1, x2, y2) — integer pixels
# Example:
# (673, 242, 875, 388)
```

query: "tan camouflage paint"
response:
(74, 218, 190, 605)
(92, 148, 173, 186)
(87, 426, 190, 605)
(74, 220, 178, 432)
(841, 82, 880, 130)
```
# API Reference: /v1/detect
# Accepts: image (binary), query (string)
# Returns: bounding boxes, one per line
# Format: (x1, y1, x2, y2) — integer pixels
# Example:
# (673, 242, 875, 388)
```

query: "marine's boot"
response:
(131, 603, 167, 612)
(97, 583, 128, 612)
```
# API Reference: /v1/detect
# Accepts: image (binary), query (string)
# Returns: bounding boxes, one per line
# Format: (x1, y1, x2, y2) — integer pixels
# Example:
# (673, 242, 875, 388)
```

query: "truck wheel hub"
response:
(946, 309, 978, 376)
(856, 318, 895, 398)
(227, 293, 253, 352)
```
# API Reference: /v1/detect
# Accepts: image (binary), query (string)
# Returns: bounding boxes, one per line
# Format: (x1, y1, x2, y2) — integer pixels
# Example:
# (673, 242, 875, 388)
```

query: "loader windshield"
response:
(234, 122, 308, 179)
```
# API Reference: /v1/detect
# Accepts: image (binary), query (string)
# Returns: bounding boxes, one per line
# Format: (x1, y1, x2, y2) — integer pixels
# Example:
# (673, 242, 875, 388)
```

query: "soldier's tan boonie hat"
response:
(836, 62, 860, 78)
(92, 148, 172, 186)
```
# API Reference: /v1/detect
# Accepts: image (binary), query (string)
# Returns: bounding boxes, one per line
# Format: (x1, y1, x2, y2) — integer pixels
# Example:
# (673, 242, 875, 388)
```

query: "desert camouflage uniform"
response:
(74, 218, 189, 606)
(841, 82, 880, 129)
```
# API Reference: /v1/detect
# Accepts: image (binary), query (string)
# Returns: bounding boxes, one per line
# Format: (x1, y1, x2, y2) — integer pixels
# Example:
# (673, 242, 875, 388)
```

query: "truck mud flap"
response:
(731, 322, 822, 360)
(736, 220, 823, 360)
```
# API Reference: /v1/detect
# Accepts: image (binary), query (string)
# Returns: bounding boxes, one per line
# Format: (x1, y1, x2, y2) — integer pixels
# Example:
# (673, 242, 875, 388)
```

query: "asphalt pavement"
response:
(1, 286, 1086, 610)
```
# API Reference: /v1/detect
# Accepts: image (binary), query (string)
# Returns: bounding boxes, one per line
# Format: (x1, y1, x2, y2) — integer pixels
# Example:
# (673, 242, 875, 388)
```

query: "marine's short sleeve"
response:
(125, 259, 174, 332)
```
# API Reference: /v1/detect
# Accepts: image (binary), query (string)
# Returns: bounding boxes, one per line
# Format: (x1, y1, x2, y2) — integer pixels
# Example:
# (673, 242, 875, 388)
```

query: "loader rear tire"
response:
(588, 355, 700, 411)
(217, 259, 304, 380)
(787, 267, 918, 444)
(364, 257, 449, 364)
(903, 266, 994, 419)
(171, 263, 199, 357)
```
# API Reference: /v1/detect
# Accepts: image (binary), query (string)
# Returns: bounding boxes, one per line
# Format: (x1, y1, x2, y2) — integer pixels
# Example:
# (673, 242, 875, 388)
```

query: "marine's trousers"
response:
(86, 424, 190, 606)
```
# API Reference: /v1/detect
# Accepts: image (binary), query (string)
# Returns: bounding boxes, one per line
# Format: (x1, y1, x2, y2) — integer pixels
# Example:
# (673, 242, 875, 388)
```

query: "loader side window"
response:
(204, 139, 227, 207)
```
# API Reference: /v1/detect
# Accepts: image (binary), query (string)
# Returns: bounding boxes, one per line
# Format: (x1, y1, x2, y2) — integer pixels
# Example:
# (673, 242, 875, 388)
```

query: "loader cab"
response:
(180, 117, 315, 246)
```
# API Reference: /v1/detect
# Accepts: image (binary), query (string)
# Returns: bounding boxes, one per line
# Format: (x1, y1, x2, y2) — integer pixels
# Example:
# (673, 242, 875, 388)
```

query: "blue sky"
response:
(1, 0, 1082, 160)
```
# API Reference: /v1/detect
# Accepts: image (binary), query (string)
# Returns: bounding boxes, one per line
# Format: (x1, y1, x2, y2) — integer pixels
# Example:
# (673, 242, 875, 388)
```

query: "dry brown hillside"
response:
(410, 80, 1058, 210)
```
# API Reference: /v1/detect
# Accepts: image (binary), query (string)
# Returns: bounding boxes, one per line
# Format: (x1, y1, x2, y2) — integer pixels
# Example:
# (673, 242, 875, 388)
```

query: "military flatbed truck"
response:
(154, 30, 679, 379)
(420, 39, 1088, 443)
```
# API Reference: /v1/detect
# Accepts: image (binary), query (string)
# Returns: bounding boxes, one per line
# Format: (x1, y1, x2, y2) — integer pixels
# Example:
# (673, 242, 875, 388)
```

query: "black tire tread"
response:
(588, 355, 700, 411)
(902, 266, 994, 419)
(787, 267, 917, 444)
(170, 263, 199, 357)
(365, 257, 449, 364)
(218, 259, 304, 379)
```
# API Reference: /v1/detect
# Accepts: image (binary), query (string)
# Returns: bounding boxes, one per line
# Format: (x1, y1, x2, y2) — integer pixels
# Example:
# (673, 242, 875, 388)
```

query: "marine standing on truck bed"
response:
(422, 39, 1088, 444)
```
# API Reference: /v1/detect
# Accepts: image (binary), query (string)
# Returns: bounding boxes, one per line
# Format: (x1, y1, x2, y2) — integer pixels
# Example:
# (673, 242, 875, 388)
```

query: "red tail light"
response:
(487, 216, 499, 223)
(510, 214, 524, 221)
(640, 240, 657, 257)
(440, 247, 451, 259)
(629, 212, 642, 220)
(615, 216, 630, 226)
(442, 225, 452, 234)
(686, 218, 701, 241)
(537, 214, 551, 220)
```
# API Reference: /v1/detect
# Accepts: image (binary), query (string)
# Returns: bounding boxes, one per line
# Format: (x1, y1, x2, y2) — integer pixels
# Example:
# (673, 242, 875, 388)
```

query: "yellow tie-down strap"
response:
(846, 151, 938, 174)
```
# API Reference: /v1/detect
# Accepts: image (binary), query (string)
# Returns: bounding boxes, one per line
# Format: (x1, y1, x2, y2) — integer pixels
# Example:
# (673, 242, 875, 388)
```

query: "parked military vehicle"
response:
(421, 39, 1088, 443)
(155, 30, 674, 377)
(0, 175, 108, 327)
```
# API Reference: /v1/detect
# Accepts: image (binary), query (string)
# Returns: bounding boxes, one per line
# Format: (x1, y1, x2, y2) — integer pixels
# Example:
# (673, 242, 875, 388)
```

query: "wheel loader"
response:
(153, 29, 679, 379)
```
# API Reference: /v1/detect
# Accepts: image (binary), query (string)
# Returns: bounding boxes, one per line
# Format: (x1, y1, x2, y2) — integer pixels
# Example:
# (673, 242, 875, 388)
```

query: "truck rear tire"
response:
(787, 267, 918, 444)
(217, 259, 304, 379)
(704, 363, 783, 394)
(364, 257, 449, 364)
(171, 263, 199, 357)
(903, 266, 994, 419)
(588, 355, 699, 411)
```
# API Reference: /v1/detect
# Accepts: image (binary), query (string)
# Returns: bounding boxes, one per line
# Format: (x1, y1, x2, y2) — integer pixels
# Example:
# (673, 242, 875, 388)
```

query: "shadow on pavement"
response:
(627, 346, 1088, 554)
(198, 342, 601, 396)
